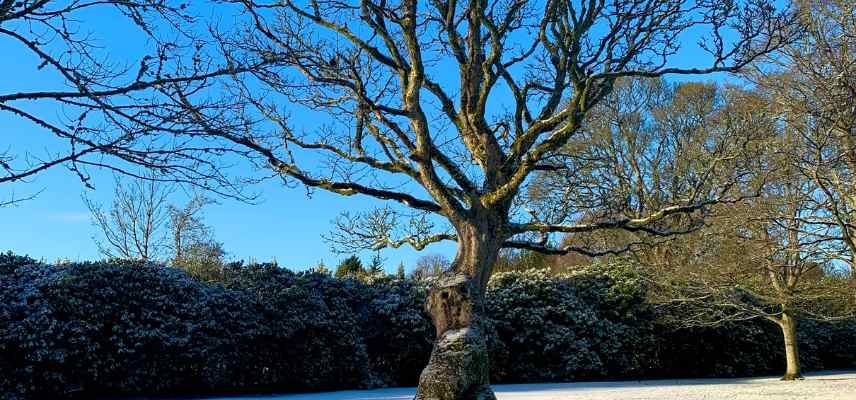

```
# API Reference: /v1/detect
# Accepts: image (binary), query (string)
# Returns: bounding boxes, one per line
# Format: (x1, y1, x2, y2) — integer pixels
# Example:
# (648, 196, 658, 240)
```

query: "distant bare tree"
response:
(645, 123, 856, 381)
(84, 177, 173, 261)
(85, 178, 221, 268)
(532, 78, 775, 259)
(530, 74, 856, 380)
(493, 249, 551, 273)
(649, 191, 856, 380)
(412, 253, 453, 279)
(168, 194, 215, 263)
(647, 3, 856, 379)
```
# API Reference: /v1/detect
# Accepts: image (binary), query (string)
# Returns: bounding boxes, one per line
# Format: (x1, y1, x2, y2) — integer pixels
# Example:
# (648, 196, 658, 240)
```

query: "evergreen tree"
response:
(335, 255, 363, 278)
(368, 253, 385, 276)
(396, 262, 406, 280)
(314, 259, 330, 275)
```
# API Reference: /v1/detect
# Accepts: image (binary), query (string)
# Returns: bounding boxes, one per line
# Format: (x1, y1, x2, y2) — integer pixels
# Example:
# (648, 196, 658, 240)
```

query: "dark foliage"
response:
(485, 266, 657, 382)
(0, 255, 853, 399)
(653, 320, 784, 377)
(361, 278, 435, 386)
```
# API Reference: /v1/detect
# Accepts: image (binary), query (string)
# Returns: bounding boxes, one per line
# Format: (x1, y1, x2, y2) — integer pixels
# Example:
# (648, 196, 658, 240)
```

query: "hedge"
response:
(1, 253, 853, 399)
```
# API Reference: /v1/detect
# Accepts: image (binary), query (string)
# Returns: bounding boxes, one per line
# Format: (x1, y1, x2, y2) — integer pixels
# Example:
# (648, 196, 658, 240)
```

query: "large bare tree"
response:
(155, 1, 795, 398)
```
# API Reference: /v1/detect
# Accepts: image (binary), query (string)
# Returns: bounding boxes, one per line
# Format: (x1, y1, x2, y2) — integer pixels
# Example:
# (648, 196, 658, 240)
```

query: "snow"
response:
(203, 371, 856, 400)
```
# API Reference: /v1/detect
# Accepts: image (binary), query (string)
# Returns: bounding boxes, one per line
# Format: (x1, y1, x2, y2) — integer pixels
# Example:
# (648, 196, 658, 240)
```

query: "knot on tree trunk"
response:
(416, 274, 495, 400)
(425, 274, 479, 335)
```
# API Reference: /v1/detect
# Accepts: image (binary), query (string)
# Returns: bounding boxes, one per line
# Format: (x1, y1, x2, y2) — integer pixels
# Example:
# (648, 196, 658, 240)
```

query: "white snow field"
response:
(205, 371, 856, 400)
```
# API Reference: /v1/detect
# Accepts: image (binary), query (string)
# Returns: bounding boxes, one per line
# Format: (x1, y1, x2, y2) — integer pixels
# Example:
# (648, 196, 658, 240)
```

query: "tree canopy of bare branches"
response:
(749, 0, 856, 270)
(0, 0, 266, 204)
(3, 0, 795, 397)
(84, 177, 173, 261)
(527, 78, 775, 256)
(639, 79, 856, 380)
(151, 1, 796, 397)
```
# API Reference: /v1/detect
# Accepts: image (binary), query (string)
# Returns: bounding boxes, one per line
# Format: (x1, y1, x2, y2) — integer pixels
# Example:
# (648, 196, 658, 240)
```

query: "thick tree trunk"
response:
(415, 221, 502, 400)
(414, 274, 495, 400)
(779, 312, 802, 381)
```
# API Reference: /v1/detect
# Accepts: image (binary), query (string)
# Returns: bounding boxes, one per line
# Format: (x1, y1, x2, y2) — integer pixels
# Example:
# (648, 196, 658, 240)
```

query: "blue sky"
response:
(0, 166, 455, 270)
(0, 2, 732, 272)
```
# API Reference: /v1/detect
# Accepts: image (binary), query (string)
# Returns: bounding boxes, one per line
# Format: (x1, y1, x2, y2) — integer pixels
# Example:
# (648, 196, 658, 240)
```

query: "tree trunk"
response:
(779, 312, 802, 381)
(415, 222, 501, 400)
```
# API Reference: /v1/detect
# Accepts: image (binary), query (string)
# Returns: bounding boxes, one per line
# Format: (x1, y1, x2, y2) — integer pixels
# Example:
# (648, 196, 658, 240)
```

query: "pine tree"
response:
(315, 259, 330, 275)
(396, 262, 406, 279)
(368, 253, 385, 276)
(334, 255, 363, 278)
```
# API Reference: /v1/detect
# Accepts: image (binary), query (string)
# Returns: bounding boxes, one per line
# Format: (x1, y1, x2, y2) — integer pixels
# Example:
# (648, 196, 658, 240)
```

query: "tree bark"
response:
(779, 311, 802, 381)
(415, 221, 502, 400)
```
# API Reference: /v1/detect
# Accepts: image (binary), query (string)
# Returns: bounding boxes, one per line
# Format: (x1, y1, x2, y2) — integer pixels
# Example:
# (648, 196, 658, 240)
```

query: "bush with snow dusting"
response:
(0, 253, 853, 399)
(486, 264, 657, 382)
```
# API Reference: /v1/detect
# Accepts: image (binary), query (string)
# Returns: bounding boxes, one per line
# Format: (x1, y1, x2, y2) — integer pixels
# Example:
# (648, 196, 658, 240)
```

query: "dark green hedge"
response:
(1, 254, 853, 399)
(485, 267, 657, 382)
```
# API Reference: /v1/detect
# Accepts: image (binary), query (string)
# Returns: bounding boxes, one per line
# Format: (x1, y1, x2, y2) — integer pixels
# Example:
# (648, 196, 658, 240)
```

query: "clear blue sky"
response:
(0, 3, 730, 272)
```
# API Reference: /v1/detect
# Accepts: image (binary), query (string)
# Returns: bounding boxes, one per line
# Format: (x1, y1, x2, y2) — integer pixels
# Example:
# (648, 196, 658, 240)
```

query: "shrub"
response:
(652, 319, 783, 377)
(485, 263, 656, 383)
(0, 259, 373, 398)
(362, 278, 434, 387)
(0, 260, 66, 399)
(0, 254, 853, 399)
(652, 313, 856, 378)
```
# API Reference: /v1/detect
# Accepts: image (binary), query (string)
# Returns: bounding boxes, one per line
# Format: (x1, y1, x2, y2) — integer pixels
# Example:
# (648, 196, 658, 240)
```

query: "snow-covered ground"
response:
(204, 370, 856, 400)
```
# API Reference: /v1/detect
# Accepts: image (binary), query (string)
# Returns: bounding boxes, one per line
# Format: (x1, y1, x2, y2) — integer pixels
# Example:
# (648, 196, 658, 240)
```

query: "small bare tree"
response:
(413, 253, 453, 279)
(84, 177, 173, 261)
(168, 194, 215, 263)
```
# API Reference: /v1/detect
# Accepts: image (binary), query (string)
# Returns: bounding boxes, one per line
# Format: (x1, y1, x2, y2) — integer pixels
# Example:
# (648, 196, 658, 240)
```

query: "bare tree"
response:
(749, 0, 856, 270)
(644, 121, 856, 380)
(412, 253, 453, 279)
(84, 177, 173, 261)
(167, 193, 227, 280)
(531, 76, 852, 380)
(155, 1, 795, 397)
(531, 78, 775, 259)
(169, 193, 215, 263)
(648, 187, 856, 380)
(85, 178, 222, 268)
